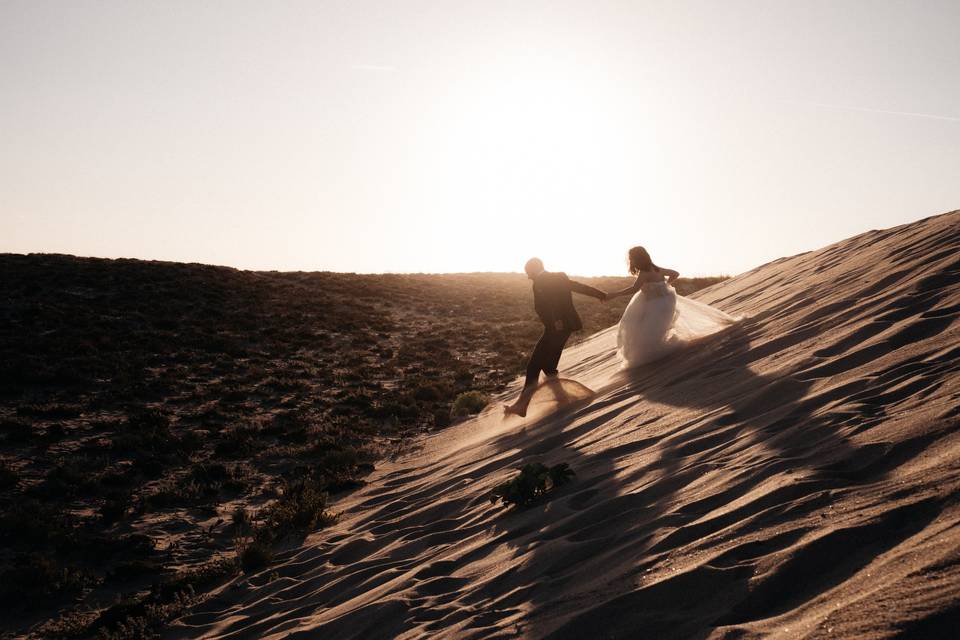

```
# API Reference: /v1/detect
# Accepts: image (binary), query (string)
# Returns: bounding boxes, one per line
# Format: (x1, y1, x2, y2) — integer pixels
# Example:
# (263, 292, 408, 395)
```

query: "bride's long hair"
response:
(628, 246, 660, 275)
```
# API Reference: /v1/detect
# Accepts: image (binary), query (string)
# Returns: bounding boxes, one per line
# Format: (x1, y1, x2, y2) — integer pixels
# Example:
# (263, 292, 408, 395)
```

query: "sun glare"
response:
(401, 52, 665, 276)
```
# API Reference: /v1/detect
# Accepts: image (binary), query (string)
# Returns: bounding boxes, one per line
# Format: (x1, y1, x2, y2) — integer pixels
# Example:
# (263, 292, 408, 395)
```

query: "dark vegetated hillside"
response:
(0, 253, 724, 637)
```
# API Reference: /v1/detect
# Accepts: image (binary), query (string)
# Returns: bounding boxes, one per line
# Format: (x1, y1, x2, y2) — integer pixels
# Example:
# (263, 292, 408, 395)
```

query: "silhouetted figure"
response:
(505, 258, 606, 416)
(608, 245, 738, 367)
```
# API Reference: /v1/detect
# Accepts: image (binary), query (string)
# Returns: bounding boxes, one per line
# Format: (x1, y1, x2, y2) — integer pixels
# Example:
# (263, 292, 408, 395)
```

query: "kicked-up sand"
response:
(169, 210, 960, 639)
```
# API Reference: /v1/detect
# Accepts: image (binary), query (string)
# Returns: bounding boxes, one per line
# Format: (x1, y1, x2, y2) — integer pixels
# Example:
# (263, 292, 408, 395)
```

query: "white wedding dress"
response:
(617, 280, 739, 368)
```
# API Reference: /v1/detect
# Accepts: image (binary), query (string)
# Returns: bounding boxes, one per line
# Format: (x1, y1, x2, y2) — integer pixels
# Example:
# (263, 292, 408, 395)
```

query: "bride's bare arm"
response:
(661, 268, 680, 283)
(607, 277, 643, 300)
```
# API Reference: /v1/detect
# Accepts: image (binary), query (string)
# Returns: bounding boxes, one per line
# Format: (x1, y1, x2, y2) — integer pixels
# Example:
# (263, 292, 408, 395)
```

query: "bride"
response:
(606, 246, 739, 368)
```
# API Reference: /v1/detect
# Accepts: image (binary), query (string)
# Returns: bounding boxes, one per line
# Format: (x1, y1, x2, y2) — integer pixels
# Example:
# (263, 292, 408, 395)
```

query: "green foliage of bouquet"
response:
(489, 462, 575, 508)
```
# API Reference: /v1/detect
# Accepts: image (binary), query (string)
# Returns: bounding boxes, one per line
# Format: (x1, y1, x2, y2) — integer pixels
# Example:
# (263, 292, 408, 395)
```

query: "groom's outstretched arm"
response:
(568, 279, 607, 301)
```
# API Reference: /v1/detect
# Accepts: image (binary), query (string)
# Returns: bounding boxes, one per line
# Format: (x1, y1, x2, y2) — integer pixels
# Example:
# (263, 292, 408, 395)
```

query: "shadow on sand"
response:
(485, 312, 946, 638)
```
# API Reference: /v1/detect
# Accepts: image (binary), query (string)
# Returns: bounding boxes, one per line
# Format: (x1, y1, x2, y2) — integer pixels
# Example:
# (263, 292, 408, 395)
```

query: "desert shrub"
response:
(0, 498, 74, 548)
(186, 461, 253, 495)
(34, 455, 106, 498)
(110, 559, 162, 581)
(0, 553, 100, 609)
(86, 584, 205, 640)
(316, 446, 375, 491)
(130, 455, 165, 478)
(489, 463, 576, 508)
(239, 539, 273, 573)
(263, 477, 337, 534)
(327, 394, 366, 420)
(231, 506, 250, 529)
(100, 467, 136, 489)
(44, 422, 66, 441)
(194, 405, 229, 427)
(157, 558, 235, 600)
(260, 376, 309, 393)
(433, 408, 451, 429)
(263, 409, 311, 441)
(143, 475, 215, 511)
(2, 418, 34, 444)
(141, 485, 181, 511)
(34, 609, 100, 639)
(189, 461, 230, 484)
(83, 555, 232, 638)
(203, 462, 254, 491)
(398, 399, 420, 422)
(100, 491, 132, 524)
(451, 391, 489, 417)
(412, 384, 441, 401)
(178, 428, 205, 453)
(317, 446, 372, 476)
(214, 423, 260, 458)
(370, 394, 415, 421)
(112, 408, 177, 455)
(110, 533, 156, 557)
(0, 461, 19, 490)
(85, 598, 150, 638)
(75, 532, 155, 564)
(16, 403, 82, 419)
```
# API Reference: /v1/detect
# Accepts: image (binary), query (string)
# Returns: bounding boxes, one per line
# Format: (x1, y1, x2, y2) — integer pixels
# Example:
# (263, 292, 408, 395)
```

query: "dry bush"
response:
(451, 391, 489, 417)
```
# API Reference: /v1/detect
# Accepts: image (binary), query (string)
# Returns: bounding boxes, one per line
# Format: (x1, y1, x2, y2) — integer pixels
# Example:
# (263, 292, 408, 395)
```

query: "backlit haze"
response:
(2, 1, 958, 277)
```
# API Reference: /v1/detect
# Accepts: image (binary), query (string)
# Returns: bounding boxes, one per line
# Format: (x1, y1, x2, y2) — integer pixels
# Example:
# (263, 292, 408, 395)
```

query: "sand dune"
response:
(169, 210, 960, 639)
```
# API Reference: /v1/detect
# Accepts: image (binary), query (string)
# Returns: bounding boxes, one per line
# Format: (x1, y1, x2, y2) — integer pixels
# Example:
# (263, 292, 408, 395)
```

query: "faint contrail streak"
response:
(804, 101, 960, 122)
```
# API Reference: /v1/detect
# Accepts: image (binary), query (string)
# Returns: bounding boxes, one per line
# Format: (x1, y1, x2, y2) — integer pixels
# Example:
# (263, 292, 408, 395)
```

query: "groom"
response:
(505, 258, 607, 417)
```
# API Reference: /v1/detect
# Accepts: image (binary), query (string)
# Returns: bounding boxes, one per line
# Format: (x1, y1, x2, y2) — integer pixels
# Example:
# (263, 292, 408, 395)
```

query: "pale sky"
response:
(2, 1, 958, 276)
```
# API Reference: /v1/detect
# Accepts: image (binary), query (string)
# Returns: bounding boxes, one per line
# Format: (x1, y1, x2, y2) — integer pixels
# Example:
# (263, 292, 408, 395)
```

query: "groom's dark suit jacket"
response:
(532, 271, 605, 332)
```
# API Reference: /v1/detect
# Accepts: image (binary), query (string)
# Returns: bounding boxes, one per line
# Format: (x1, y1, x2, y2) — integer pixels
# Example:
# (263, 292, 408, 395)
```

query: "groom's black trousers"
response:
(524, 327, 572, 389)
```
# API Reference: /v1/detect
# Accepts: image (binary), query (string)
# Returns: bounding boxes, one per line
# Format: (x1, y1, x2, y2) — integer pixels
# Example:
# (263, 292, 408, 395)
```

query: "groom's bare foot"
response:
(503, 402, 527, 418)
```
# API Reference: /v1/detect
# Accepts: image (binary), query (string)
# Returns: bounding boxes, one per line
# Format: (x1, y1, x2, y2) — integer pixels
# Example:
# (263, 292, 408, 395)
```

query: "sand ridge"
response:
(169, 210, 960, 639)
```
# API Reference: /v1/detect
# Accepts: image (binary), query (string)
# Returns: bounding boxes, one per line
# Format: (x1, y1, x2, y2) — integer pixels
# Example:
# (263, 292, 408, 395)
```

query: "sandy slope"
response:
(169, 211, 960, 639)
